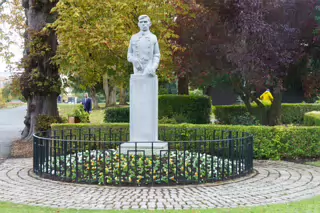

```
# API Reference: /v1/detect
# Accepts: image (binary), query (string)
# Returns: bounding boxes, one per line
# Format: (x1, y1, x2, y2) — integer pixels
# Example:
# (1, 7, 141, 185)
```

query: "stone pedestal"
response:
(120, 74, 167, 155)
(130, 74, 158, 142)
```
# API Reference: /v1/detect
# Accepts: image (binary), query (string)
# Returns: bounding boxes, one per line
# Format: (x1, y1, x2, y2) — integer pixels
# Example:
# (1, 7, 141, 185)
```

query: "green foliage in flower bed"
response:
(213, 103, 320, 125)
(43, 149, 243, 186)
(51, 123, 320, 160)
(304, 111, 320, 126)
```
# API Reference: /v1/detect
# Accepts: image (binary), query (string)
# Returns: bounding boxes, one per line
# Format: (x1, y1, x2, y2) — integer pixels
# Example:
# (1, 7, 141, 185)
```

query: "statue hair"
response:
(138, 15, 152, 25)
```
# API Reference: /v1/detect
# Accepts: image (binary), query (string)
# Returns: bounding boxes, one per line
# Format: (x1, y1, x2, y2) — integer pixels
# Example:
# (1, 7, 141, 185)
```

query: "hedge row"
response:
(51, 123, 320, 160)
(213, 103, 320, 125)
(158, 95, 211, 124)
(104, 95, 212, 124)
(104, 107, 129, 123)
(304, 111, 320, 126)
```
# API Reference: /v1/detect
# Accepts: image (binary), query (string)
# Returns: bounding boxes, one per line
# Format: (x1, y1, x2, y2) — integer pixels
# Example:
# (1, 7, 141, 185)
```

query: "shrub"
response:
(304, 111, 320, 126)
(158, 117, 178, 124)
(104, 107, 129, 123)
(213, 103, 320, 125)
(36, 115, 65, 132)
(159, 95, 211, 124)
(282, 104, 320, 124)
(104, 95, 212, 124)
(229, 112, 260, 126)
(69, 105, 90, 123)
(51, 123, 320, 160)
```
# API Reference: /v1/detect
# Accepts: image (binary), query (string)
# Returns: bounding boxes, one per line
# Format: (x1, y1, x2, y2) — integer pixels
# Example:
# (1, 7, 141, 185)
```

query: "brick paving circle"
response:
(0, 158, 320, 210)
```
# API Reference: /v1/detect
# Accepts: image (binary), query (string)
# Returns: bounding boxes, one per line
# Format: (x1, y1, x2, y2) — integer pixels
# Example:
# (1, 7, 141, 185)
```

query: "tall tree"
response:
(175, 0, 317, 125)
(20, 0, 60, 140)
(173, 1, 225, 94)
(52, 0, 187, 106)
(218, 0, 317, 125)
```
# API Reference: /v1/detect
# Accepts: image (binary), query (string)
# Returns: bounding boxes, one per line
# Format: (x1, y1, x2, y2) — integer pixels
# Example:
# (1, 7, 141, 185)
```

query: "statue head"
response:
(138, 15, 152, 32)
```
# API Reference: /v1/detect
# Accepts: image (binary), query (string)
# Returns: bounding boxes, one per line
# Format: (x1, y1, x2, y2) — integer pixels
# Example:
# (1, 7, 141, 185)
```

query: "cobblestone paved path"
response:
(1, 159, 320, 210)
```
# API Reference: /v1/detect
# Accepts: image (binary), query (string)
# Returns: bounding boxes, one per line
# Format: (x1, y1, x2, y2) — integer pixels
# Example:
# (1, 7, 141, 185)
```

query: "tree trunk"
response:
(178, 75, 189, 95)
(204, 85, 213, 96)
(89, 88, 99, 110)
(103, 73, 117, 107)
(119, 84, 127, 105)
(20, 0, 60, 141)
(268, 86, 282, 126)
(21, 95, 58, 141)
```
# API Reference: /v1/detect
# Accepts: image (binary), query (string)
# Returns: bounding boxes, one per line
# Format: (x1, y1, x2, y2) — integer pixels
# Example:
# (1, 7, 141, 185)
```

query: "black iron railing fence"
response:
(33, 128, 253, 186)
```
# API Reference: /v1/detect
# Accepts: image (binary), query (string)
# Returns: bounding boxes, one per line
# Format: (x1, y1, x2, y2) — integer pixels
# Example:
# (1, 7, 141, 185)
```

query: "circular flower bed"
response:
(34, 128, 254, 186)
(43, 149, 244, 186)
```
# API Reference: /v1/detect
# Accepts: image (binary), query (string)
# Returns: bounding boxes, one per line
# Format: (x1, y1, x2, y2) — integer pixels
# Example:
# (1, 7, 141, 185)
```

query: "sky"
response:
(0, 2, 23, 78)
(0, 43, 23, 77)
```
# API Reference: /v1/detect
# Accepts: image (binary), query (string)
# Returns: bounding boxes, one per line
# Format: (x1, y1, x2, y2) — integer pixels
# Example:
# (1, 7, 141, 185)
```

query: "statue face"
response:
(138, 18, 151, 32)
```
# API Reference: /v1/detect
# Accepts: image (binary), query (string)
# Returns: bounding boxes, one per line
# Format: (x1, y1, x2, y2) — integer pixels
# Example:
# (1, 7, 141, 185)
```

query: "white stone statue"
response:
(127, 15, 160, 76)
(121, 15, 167, 155)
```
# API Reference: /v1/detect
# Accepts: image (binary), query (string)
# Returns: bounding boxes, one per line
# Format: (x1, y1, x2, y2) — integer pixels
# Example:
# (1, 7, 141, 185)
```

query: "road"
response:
(0, 105, 26, 159)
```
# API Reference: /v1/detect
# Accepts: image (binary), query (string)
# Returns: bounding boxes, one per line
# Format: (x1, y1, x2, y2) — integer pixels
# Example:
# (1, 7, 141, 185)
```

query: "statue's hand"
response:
(144, 66, 155, 76)
(132, 58, 142, 71)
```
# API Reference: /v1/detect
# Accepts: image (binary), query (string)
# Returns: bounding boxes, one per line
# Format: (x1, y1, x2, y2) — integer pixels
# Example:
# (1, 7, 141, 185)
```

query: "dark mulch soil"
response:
(284, 158, 320, 165)
(10, 140, 33, 158)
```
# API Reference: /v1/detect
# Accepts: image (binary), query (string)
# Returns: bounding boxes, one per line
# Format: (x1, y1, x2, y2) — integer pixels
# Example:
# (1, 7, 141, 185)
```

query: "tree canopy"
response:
(52, 0, 188, 89)
(173, 0, 318, 125)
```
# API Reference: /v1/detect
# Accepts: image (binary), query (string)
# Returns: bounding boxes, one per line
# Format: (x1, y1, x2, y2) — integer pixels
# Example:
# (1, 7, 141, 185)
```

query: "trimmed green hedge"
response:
(304, 111, 320, 126)
(158, 95, 211, 124)
(104, 107, 129, 123)
(213, 103, 320, 125)
(104, 95, 212, 124)
(51, 123, 320, 160)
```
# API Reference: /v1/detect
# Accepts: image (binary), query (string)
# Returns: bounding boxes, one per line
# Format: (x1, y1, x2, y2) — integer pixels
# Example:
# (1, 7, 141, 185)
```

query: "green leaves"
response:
(0, 0, 24, 69)
(52, 0, 189, 88)
(44, 149, 239, 185)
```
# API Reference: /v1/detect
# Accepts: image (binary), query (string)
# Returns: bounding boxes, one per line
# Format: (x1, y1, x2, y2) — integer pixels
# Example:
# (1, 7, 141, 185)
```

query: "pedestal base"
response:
(120, 142, 168, 156)
(130, 74, 158, 142)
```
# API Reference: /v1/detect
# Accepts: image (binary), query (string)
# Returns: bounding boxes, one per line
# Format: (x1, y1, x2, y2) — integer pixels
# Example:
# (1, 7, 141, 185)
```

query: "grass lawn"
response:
(1, 195, 320, 213)
(0, 102, 26, 109)
(58, 103, 105, 124)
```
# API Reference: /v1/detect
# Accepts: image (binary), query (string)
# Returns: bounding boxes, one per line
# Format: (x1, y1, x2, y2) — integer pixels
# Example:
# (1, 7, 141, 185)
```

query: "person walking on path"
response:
(81, 93, 92, 113)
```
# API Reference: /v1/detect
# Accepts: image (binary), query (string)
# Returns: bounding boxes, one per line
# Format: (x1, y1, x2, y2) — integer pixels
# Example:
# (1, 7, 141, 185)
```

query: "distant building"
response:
(0, 76, 10, 89)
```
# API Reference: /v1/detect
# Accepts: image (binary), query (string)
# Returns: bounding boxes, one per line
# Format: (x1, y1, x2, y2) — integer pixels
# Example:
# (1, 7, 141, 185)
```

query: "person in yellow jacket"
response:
(259, 89, 274, 104)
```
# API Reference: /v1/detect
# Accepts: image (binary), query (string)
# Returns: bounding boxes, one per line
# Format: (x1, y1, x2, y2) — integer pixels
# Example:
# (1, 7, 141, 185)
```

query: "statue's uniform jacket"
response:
(127, 31, 160, 75)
